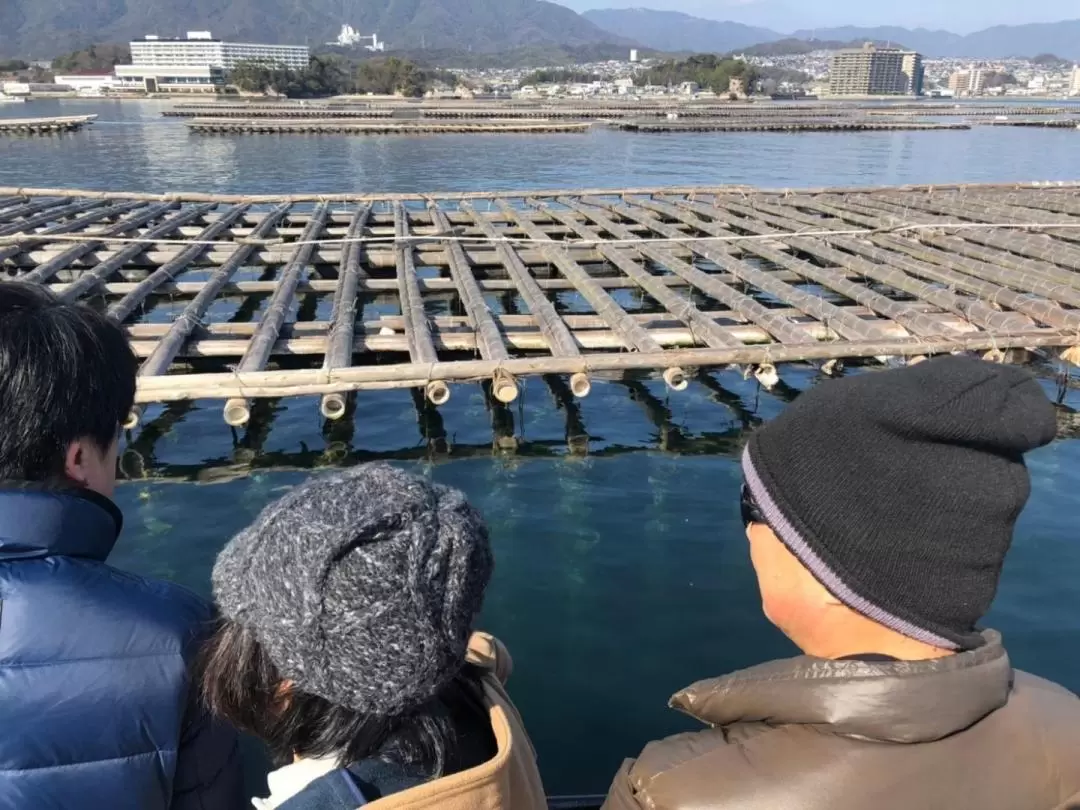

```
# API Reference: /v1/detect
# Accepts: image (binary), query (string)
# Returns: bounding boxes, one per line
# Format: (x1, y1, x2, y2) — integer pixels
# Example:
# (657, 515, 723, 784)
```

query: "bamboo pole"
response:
(21, 202, 179, 284)
(593, 196, 891, 343)
(553, 198, 809, 348)
(4, 180, 1079, 205)
(126, 204, 293, 428)
(124, 306, 975, 340)
(524, 200, 744, 350)
(224, 202, 330, 426)
(0, 197, 73, 224)
(130, 330, 1079, 403)
(0, 200, 146, 264)
(428, 203, 517, 404)
(667, 196, 1027, 335)
(389, 203, 448, 409)
(504, 200, 688, 391)
(56, 205, 217, 302)
(847, 194, 1080, 273)
(107, 204, 251, 322)
(321, 204, 373, 419)
(646, 196, 955, 339)
(0, 199, 110, 238)
(462, 201, 589, 398)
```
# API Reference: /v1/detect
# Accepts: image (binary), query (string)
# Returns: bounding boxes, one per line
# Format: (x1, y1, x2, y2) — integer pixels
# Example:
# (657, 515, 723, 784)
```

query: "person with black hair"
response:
(0, 282, 244, 810)
(200, 462, 547, 810)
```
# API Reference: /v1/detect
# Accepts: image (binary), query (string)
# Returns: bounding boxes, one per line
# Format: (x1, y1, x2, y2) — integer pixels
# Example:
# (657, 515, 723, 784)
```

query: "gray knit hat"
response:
(212, 463, 493, 716)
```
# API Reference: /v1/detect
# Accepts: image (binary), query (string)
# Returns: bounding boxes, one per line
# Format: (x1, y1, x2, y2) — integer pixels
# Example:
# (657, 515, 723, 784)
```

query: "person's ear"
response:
(64, 440, 91, 486)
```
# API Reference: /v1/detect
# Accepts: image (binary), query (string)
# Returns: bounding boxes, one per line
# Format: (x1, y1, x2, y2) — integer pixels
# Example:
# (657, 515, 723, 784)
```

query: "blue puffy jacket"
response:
(0, 485, 244, 810)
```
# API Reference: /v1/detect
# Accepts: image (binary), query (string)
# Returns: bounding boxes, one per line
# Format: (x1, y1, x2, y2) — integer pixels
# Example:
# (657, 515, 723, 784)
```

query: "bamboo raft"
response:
(0, 115, 97, 135)
(186, 118, 593, 135)
(2, 181, 1080, 430)
(612, 119, 971, 133)
(980, 119, 1080, 129)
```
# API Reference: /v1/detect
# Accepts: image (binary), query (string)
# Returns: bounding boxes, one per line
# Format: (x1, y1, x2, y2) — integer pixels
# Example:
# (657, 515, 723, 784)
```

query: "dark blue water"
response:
(3, 99, 1080, 795)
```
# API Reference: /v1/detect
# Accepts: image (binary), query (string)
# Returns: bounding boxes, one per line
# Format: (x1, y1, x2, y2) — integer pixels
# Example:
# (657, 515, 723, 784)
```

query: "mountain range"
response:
(3, 0, 1079, 62)
(0, 0, 630, 59)
(583, 9, 1080, 60)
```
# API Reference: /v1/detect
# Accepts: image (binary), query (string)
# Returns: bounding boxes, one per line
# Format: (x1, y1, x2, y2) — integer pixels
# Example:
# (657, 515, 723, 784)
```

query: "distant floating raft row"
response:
(611, 119, 972, 133)
(185, 118, 593, 135)
(978, 118, 1080, 128)
(0, 115, 97, 135)
(164, 106, 397, 118)
(1, 181, 1080, 428)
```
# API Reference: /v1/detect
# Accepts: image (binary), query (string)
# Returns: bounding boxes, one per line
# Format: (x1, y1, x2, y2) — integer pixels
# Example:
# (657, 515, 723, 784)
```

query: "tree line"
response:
(230, 55, 456, 98)
(636, 55, 759, 96)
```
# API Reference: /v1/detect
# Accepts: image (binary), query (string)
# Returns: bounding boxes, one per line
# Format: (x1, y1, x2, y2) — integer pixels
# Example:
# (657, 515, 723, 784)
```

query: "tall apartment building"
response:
(130, 31, 310, 71)
(1071, 66, 1080, 97)
(949, 65, 988, 97)
(829, 43, 924, 96)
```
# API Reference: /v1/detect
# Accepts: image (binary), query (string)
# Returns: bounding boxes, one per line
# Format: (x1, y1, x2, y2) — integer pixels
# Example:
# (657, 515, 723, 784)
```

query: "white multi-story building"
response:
(130, 31, 310, 72)
(1071, 66, 1080, 96)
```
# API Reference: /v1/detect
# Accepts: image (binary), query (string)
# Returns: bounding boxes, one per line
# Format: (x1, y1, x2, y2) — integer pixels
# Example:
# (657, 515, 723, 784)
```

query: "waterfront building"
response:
(829, 43, 924, 96)
(130, 31, 309, 72)
(53, 73, 116, 94)
(113, 64, 225, 94)
(1071, 66, 1080, 96)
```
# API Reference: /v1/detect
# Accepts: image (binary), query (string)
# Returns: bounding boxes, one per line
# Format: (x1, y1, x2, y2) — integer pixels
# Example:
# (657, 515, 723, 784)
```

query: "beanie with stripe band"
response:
(742, 355, 1057, 651)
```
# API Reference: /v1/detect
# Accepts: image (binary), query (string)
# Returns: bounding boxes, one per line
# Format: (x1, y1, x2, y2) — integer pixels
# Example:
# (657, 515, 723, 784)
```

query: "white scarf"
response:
(252, 755, 341, 809)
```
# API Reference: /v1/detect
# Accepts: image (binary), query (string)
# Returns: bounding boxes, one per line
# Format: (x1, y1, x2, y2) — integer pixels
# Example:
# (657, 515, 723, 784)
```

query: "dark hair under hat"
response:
(743, 356, 1057, 651)
(212, 463, 493, 716)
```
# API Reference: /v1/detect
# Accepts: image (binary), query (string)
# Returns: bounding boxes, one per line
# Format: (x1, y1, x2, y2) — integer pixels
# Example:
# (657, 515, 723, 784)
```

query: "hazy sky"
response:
(553, 0, 1080, 34)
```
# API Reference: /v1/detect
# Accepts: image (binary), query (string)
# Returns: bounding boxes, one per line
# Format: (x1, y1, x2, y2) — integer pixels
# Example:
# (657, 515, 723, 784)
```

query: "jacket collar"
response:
(0, 483, 123, 562)
(671, 630, 1011, 744)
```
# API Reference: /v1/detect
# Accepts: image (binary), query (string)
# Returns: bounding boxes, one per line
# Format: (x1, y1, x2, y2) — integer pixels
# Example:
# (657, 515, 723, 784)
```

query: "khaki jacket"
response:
(603, 631, 1080, 810)
(368, 632, 548, 810)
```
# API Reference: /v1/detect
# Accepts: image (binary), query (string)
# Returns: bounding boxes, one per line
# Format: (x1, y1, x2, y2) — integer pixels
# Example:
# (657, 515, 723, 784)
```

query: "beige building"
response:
(949, 65, 988, 97)
(829, 43, 924, 96)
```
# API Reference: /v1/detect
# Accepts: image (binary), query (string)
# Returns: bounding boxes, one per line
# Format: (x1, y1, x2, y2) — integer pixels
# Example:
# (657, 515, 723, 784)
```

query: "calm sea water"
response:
(2, 99, 1080, 795)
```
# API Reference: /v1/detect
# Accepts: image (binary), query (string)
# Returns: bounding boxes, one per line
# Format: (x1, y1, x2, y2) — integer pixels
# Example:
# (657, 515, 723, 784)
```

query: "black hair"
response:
(0, 282, 136, 481)
(199, 620, 488, 773)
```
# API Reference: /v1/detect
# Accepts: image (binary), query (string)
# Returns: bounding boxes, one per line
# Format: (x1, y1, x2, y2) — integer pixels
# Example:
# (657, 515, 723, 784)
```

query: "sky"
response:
(553, 0, 1080, 34)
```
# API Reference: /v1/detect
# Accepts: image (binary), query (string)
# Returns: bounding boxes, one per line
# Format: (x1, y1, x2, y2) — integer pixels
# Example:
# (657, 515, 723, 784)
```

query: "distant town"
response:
(2, 27, 1079, 101)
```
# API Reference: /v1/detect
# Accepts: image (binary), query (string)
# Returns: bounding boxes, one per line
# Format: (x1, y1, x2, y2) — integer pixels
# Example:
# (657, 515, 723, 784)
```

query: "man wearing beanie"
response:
(603, 356, 1080, 810)
(199, 463, 547, 810)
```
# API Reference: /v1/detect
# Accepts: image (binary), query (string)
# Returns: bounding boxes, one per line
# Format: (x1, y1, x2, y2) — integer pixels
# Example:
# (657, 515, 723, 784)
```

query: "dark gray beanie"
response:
(744, 356, 1057, 651)
(212, 463, 493, 716)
